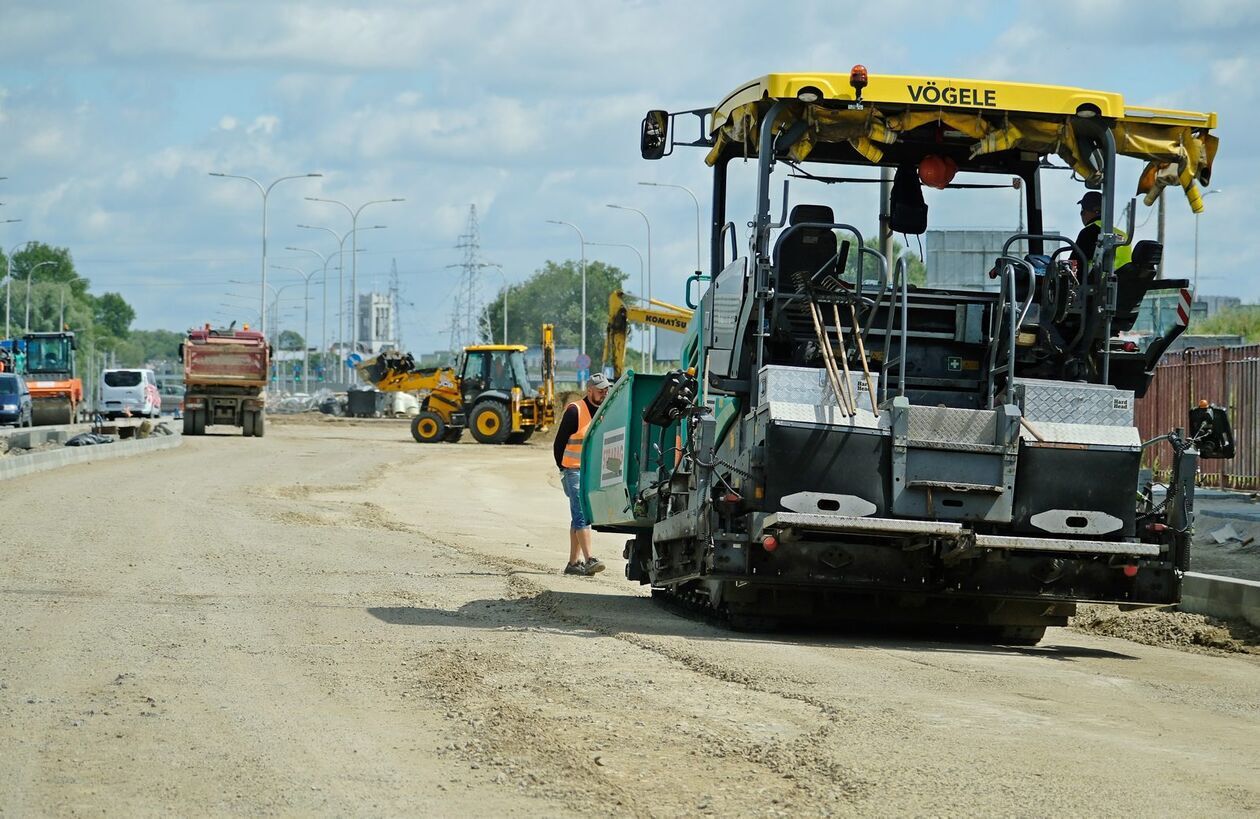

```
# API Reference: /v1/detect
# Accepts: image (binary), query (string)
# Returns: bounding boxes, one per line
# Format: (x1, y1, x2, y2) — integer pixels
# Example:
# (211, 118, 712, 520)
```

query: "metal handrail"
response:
(1000, 232, 1087, 265)
(857, 246, 889, 342)
(999, 232, 1106, 351)
(771, 220, 864, 268)
(992, 255, 1037, 329)
(770, 221, 891, 354)
(719, 221, 738, 267)
(878, 254, 911, 403)
(985, 263, 1021, 407)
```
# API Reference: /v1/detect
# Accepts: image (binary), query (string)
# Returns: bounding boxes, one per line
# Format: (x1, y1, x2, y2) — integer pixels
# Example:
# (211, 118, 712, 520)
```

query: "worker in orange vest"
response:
(553, 372, 611, 576)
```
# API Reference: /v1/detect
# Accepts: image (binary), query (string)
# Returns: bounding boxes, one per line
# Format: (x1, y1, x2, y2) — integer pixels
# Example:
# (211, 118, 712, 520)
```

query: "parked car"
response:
(97, 368, 162, 419)
(159, 382, 185, 417)
(0, 372, 33, 427)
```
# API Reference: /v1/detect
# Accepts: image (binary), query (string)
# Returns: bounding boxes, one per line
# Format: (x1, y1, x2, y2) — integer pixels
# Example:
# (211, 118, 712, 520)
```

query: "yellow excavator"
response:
(604, 290, 693, 379)
(358, 324, 556, 445)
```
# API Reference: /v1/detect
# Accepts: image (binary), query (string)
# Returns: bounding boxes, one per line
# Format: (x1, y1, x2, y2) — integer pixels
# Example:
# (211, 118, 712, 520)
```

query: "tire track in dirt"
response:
(300, 494, 877, 813)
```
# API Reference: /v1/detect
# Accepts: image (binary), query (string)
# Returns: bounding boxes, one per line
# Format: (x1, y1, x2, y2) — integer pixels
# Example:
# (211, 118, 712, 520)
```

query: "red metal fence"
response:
(1134, 344, 1260, 490)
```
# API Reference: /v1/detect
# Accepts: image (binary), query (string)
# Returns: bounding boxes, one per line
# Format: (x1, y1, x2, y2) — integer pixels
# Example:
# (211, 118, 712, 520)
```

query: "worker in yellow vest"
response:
(1075, 190, 1133, 273)
(553, 373, 612, 575)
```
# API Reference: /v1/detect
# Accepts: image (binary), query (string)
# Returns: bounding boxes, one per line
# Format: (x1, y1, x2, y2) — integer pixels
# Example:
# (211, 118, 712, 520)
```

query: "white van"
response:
(98, 368, 162, 419)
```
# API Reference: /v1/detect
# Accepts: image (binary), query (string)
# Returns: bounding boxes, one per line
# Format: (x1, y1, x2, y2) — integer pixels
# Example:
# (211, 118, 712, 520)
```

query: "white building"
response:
(357, 292, 398, 355)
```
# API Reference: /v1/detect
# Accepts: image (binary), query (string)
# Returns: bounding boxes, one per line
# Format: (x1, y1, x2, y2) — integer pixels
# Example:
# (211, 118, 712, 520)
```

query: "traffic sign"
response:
(575, 353, 591, 370)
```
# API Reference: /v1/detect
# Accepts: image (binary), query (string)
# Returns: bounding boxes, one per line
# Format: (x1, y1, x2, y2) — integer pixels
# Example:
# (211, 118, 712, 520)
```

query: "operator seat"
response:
(1112, 241, 1162, 333)
(777, 204, 838, 293)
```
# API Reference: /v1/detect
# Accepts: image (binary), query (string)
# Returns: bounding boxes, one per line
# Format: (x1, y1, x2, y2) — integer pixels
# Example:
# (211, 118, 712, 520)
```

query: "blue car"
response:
(0, 372, 33, 427)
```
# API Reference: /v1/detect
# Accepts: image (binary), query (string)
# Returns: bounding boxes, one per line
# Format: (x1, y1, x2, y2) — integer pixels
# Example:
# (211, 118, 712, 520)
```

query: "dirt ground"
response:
(2, 419, 1259, 816)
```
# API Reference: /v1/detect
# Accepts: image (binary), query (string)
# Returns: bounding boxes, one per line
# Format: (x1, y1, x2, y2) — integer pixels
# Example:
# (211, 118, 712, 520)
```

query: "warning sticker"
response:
(600, 428, 626, 488)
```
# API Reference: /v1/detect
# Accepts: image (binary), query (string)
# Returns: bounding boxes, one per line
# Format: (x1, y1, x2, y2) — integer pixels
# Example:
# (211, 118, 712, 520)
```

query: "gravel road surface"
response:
(2, 419, 1257, 815)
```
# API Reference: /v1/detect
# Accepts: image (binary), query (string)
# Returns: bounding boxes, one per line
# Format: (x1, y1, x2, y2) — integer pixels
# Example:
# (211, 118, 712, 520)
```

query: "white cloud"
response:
(21, 125, 76, 161)
(0, 0, 1256, 347)
(246, 115, 280, 136)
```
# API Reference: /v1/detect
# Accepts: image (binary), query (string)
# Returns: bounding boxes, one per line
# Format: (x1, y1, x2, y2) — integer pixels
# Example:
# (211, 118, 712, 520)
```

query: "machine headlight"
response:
(0, 403, 16, 412)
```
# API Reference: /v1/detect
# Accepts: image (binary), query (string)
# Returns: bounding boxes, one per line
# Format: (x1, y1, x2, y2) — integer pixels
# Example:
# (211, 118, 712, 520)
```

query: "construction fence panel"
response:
(1135, 344, 1260, 490)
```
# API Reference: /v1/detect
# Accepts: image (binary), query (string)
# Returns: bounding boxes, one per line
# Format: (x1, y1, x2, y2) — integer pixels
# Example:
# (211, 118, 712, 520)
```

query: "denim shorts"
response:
(560, 468, 589, 530)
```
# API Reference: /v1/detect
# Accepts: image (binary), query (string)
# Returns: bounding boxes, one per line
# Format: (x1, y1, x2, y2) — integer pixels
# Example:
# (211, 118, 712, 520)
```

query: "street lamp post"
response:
(230, 279, 306, 390)
(4, 238, 33, 339)
(271, 264, 320, 393)
(59, 282, 73, 328)
(588, 241, 646, 371)
(305, 197, 404, 355)
(296, 224, 384, 368)
(606, 204, 653, 364)
(209, 171, 323, 338)
(638, 181, 703, 274)
(1193, 188, 1223, 298)
(25, 260, 58, 333)
(286, 246, 333, 383)
(546, 220, 588, 359)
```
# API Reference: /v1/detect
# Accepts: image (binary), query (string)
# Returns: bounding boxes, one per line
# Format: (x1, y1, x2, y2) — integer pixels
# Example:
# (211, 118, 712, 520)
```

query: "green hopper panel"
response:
(578, 371, 677, 531)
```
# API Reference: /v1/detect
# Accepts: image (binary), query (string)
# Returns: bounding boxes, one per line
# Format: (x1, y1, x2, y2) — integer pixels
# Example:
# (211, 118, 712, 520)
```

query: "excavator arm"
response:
(537, 323, 556, 429)
(603, 290, 693, 379)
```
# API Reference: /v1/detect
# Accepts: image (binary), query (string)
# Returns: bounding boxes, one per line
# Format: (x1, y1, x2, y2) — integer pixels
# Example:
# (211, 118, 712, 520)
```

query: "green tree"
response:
(1197, 306, 1260, 343)
(278, 329, 306, 351)
(93, 292, 136, 337)
(482, 259, 627, 358)
(0, 242, 196, 380)
(1, 242, 89, 335)
(114, 329, 185, 367)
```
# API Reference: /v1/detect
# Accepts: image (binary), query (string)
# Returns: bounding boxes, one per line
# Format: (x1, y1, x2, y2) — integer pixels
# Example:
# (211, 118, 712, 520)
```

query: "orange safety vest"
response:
(560, 400, 592, 469)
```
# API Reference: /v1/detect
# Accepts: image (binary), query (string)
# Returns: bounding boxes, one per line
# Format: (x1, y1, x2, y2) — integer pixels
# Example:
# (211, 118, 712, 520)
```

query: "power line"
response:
(446, 205, 492, 353)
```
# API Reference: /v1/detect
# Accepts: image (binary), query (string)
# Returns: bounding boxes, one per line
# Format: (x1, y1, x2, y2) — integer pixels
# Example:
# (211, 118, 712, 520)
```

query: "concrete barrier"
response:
(3, 427, 78, 449)
(0, 432, 183, 482)
(1180, 572, 1260, 629)
(0, 423, 89, 445)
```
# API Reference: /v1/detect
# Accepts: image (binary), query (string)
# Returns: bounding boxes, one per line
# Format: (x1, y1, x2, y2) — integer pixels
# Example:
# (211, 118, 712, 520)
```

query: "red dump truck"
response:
(179, 325, 270, 437)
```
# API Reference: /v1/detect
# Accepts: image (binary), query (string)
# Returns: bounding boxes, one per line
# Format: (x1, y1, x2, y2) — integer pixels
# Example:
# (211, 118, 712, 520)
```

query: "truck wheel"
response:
(411, 411, 445, 443)
(242, 410, 255, 437)
(193, 409, 207, 436)
(253, 411, 266, 438)
(507, 429, 534, 445)
(469, 401, 511, 444)
(443, 427, 463, 443)
(183, 412, 195, 435)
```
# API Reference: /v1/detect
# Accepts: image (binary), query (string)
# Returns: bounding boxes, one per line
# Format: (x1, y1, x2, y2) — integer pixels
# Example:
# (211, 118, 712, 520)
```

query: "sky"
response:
(0, 0, 1255, 356)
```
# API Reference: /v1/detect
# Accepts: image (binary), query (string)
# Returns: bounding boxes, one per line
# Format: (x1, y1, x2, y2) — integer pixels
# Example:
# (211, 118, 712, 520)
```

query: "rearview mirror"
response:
(641, 110, 669, 160)
(1189, 402, 1235, 459)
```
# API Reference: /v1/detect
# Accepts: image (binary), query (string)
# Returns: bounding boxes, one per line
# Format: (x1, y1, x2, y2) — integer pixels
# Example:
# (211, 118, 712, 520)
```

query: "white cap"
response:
(587, 373, 611, 391)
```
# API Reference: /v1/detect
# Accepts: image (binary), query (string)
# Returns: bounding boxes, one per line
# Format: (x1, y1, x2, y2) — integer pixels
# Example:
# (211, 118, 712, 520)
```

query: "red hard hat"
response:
(919, 155, 958, 190)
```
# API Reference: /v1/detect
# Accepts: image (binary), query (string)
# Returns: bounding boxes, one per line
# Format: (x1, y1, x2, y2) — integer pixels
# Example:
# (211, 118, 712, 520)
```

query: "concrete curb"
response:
(1180, 572, 1260, 630)
(0, 432, 183, 482)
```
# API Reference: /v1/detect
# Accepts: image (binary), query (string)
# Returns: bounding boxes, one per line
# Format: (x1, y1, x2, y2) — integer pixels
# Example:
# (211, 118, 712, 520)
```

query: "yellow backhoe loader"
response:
(604, 290, 693, 379)
(358, 324, 556, 445)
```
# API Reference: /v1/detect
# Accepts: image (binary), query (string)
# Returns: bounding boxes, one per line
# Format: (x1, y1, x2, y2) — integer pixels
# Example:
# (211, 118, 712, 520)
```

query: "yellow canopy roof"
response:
(706, 72, 1218, 213)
